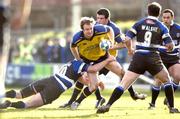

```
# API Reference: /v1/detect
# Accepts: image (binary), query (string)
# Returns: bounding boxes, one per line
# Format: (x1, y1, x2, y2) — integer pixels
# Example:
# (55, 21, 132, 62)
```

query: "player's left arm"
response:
(110, 42, 126, 50)
(162, 25, 175, 52)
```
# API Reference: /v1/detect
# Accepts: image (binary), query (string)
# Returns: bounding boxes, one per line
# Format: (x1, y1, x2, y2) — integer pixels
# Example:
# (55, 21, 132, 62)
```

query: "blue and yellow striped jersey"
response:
(71, 24, 113, 61)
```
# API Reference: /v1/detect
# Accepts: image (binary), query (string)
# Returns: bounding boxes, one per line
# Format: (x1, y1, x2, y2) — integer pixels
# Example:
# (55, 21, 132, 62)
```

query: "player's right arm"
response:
(70, 32, 82, 60)
(70, 46, 81, 60)
(124, 36, 134, 55)
(124, 23, 138, 55)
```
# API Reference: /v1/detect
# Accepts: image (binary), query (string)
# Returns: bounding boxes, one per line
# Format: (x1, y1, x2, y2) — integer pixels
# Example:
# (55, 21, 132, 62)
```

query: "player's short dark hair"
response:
(80, 17, 95, 29)
(162, 9, 174, 17)
(96, 8, 110, 19)
(147, 2, 162, 17)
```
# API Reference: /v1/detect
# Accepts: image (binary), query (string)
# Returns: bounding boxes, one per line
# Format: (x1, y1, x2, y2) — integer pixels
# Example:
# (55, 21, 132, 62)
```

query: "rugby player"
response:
(60, 8, 146, 109)
(61, 16, 124, 110)
(97, 2, 180, 114)
(0, 55, 115, 109)
(148, 9, 180, 109)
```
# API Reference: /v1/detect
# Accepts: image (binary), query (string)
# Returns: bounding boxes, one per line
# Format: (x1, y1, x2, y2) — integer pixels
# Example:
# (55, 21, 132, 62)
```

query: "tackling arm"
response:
(87, 55, 115, 73)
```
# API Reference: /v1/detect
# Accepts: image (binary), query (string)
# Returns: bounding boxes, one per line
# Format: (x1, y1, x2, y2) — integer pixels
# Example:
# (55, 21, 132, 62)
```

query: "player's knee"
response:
(172, 73, 180, 82)
(89, 85, 98, 92)
(121, 69, 125, 77)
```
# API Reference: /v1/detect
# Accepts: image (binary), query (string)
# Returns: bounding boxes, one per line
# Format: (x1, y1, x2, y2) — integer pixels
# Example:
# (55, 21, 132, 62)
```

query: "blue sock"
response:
(172, 81, 179, 92)
(151, 86, 160, 105)
(107, 86, 124, 106)
(164, 83, 174, 108)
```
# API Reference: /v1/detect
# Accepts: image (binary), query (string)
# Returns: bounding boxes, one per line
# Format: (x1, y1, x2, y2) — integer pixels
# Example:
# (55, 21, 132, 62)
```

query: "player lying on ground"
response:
(0, 55, 115, 109)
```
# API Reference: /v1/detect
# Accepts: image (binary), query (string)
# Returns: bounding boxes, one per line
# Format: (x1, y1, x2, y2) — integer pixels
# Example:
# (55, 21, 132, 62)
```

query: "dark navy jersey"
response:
(126, 16, 173, 54)
(159, 23, 180, 55)
(53, 59, 89, 90)
(159, 22, 180, 63)
(96, 20, 124, 43)
(170, 23, 180, 46)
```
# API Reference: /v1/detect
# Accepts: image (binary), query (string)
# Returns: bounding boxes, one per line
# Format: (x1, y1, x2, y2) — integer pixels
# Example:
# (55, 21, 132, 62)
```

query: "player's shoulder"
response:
(154, 20, 167, 30)
(132, 18, 146, 28)
(72, 31, 83, 43)
(94, 24, 110, 33)
(73, 31, 83, 39)
(71, 59, 88, 72)
(108, 21, 118, 29)
(71, 59, 85, 67)
(107, 21, 120, 32)
(136, 18, 146, 24)
(173, 23, 180, 29)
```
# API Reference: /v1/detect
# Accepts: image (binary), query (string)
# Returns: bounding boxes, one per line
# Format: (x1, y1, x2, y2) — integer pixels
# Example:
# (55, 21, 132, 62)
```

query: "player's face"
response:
(96, 14, 108, 25)
(83, 23, 94, 38)
(162, 12, 173, 26)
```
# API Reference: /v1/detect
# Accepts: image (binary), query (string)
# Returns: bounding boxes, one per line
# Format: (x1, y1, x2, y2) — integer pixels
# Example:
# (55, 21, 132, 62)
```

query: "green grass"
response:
(0, 89, 180, 119)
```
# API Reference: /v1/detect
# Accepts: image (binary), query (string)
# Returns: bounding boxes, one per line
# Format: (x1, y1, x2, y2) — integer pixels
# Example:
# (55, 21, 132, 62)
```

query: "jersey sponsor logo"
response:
(83, 44, 99, 52)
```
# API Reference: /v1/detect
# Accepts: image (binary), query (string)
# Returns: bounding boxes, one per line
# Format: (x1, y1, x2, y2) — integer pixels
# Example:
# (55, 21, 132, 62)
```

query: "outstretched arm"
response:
(110, 42, 126, 50)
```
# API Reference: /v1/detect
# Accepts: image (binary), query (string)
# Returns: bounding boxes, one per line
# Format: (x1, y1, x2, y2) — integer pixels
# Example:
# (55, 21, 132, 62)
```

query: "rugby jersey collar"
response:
(170, 21, 174, 26)
(147, 16, 158, 20)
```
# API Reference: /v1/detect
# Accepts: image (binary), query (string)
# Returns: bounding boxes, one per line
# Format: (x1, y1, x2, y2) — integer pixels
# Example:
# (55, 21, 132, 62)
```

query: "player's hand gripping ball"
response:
(99, 40, 111, 51)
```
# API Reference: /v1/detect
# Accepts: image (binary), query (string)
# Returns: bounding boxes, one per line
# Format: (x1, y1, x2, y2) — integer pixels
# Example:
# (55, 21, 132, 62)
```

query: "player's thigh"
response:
(40, 77, 63, 104)
(120, 70, 140, 90)
(25, 93, 44, 108)
(154, 78, 163, 86)
(154, 68, 170, 83)
(88, 72, 98, 92)
(105, 60, 124, 77)
(168, 63, 180, 82)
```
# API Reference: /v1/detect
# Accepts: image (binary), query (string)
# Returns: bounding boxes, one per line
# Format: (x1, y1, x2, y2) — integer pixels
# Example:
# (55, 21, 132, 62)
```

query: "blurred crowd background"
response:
(6, 0, 180, 86)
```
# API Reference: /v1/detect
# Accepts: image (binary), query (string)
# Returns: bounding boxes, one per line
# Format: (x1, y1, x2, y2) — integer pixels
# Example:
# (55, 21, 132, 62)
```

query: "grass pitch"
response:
(0, 89, 180, 119)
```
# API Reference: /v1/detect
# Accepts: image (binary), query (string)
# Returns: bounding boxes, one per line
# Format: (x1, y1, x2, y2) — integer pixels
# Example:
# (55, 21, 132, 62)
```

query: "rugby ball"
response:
(99, 39, 111, 51)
